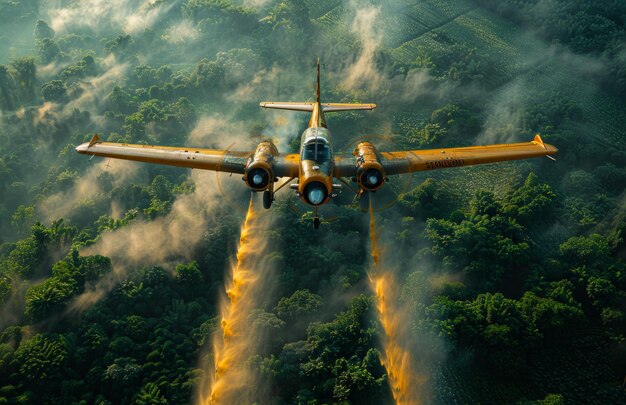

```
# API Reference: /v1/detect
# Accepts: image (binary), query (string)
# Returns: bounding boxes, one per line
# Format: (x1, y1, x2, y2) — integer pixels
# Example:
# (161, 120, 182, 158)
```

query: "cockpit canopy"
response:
(300, 127, 332, 163)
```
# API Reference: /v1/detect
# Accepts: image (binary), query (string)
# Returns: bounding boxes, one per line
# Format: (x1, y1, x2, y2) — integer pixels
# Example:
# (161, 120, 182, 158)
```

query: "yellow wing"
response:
(75, 135, 300, 177)
(334, 135, 557, 177)
(380, 135, 557, 175)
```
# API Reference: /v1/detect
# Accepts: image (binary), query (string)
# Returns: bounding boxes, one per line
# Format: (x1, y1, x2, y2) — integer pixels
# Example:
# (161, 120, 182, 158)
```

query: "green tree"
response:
(331, 350, 384, 403)
(429, 103, 480, 144)
(275, 289, 323, 321)
(296, 295, 383, 400)
(104, 34, 134, 57)
(518, 291, 584, 337)
(426, 191, 529, 290)
(191, 59, 225, 96)
(175, 261, 203, 299)
(11, 205, 35, 232)
(124, 112, 146, 141)
(24, 277, 77, 322)
(170, 97, 196, 127)
(41, 80, 66, 102)
(215, 48, 261, 85)
(10, 57, 36, 99)
(34, 20, 54, 41)
(250, 309, 285, 335)
(586, 276, 615, 307)
(61, 55, 98, 82)
(0, 64, 15, 109)
(106, 86, 134, 114)
(398, 178, 455, 220)
(37, 38, 60, 64)
(540, 393, 565, 405)
(134, 382, 167, 405)
(4, 223, 50, 276)
(14, 334, 68, 382)
(133, 65, 159, 88)
(560, 234, 611, 270)
(138, 99, 165, 122)
(503, 173, 557, 225)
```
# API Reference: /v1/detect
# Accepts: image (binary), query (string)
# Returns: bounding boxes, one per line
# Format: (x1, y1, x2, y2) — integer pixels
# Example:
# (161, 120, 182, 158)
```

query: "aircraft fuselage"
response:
(297, 103, 335, 206)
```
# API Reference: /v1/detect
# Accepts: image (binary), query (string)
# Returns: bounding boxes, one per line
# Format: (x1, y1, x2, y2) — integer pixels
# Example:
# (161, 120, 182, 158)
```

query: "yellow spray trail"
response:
(368, 199, 424, 404)
(197, 196, 271, 405)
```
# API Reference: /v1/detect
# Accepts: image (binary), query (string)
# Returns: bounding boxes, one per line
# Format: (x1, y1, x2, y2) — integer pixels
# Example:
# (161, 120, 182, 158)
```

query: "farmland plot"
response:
(493, 59, 626, 150)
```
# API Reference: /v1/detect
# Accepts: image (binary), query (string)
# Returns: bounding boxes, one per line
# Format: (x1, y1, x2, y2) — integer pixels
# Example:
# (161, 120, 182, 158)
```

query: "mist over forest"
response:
(0, 0, 625, 404)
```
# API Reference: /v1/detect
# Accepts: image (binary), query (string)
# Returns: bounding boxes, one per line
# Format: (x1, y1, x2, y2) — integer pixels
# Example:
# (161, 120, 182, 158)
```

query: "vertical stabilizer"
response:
(316, 57, 321, 103)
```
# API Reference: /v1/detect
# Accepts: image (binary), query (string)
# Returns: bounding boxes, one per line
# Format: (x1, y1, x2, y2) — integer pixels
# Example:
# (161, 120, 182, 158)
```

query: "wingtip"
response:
(534, 133, 559, 157)
(88, 134, 100, 147)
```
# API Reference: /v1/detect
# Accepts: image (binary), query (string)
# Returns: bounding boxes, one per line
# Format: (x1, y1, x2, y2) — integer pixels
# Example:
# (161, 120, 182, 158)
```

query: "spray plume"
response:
(197, 194, 273, 405)
(368, 198, 424, 404)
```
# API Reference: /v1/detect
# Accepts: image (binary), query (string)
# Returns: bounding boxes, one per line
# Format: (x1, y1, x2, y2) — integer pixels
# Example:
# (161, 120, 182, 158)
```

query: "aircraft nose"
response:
(75, 143, 89, 154)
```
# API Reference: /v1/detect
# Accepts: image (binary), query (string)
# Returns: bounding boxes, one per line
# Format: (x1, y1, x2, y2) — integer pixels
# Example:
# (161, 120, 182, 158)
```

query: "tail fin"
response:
(259, 58, 377, 112)
(316, 57, 321, 103)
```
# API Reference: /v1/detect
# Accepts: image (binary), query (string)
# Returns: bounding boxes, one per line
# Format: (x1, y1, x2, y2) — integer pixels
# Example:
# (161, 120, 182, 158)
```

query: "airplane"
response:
(76, 59, 558, 229)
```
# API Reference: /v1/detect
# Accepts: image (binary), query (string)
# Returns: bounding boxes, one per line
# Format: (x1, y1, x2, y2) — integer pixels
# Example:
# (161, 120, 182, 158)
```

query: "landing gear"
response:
(263, 190, 273, 209)
(313, 207, 320, 229)
(263, 181, 275, 209)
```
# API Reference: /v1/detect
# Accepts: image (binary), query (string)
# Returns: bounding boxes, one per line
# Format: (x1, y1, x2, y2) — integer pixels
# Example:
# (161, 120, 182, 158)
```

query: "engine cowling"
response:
(301, 180, 328, 206)
(244, 141, 278, 191)
(353, 142, 385, 191)
(298, 159, 332, 206)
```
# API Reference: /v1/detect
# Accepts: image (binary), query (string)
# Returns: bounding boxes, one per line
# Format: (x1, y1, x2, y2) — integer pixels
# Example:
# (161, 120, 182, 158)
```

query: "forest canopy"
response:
(0, 0, 624, 404)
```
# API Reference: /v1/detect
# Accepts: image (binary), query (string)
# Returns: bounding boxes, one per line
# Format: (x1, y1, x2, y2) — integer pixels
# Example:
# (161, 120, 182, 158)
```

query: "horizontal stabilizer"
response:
(260, 102, 376, 112)
(322, 103, 376, 112)
(260, 102, 314, 111)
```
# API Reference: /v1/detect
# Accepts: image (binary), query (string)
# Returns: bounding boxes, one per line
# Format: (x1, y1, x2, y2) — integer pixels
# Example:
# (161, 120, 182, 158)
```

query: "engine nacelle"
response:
(297, 160, 332, 206)
(244, 141, 278, 191)
(353, 142, 385, 191)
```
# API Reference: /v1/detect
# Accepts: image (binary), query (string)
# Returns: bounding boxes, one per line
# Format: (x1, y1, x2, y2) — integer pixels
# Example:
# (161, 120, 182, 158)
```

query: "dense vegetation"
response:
(0, 0, 624, 403)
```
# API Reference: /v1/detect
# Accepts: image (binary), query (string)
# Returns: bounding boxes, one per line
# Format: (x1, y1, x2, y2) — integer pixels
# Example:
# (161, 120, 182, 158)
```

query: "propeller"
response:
(355, 172, 413, 212)
(343, 133, 414, 213)
(215, 142, 254, 214)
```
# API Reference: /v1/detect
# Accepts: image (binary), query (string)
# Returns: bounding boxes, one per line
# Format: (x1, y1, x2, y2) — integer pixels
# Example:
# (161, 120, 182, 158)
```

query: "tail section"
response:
(259, 58, 377, 122)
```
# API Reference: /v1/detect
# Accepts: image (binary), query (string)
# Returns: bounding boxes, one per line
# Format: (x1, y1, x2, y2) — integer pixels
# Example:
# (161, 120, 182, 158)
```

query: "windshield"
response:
(302, 141, 330, 162)
(300, 127, 333, 175)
